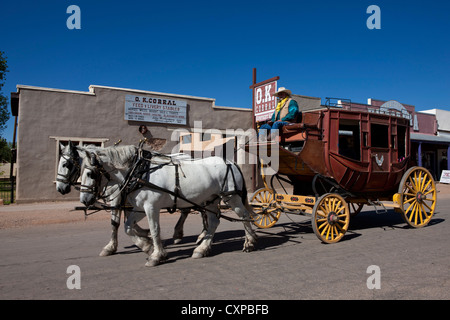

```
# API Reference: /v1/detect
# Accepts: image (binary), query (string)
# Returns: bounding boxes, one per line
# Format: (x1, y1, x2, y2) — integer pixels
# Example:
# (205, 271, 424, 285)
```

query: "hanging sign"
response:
(124, 94, 187, 125)
(253, 80, 277, 122)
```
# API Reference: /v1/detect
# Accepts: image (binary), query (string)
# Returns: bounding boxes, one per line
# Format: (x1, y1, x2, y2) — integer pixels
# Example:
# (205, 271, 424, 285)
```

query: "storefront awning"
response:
(411, 133, 450, 144)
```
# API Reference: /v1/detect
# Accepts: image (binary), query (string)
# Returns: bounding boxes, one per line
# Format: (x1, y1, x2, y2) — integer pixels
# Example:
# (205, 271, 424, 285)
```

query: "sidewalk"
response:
(0, 201, 111, 229)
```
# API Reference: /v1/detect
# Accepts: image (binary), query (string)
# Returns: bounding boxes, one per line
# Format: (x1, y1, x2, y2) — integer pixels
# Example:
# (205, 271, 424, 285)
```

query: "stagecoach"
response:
(247, 100, 437, 243)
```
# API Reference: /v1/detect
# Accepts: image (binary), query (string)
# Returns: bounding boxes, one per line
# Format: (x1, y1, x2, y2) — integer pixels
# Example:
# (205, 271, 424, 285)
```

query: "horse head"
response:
(56, 141, 81, 195)
(79, 150, 105, 207)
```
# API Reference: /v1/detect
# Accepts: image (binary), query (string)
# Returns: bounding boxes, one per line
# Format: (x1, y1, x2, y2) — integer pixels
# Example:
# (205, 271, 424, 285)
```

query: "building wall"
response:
(15, 85, 252, 203)
(414, 112, 437, 135)
(421, 109, 450, 136)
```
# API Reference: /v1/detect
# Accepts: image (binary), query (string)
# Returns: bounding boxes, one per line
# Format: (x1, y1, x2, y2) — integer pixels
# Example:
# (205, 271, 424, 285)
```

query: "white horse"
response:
(56, 142, 199, 256)
(79, 145, 257, 266)
(56, 142, 152, 256)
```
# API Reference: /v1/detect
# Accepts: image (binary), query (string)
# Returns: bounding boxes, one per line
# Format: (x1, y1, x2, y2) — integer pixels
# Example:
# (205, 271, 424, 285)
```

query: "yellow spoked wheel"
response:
(249, 188, 281, 228)
(398, 167, 436, 228)
(312, 193, 350, 243)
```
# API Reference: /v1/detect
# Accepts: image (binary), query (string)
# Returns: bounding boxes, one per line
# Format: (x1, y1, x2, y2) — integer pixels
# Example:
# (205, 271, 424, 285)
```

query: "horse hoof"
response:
(173, 238, 182, 245)
(191, 252, 203, 259)
(145, 259, 160, 267)
(99, 249, 115, 257)
(243, 242, 257, 253)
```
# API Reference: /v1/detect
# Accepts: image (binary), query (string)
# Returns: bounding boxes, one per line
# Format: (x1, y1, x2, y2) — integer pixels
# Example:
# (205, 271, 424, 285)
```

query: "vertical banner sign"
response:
(125, 94, 187, 125)
(254, 81, 277, 122)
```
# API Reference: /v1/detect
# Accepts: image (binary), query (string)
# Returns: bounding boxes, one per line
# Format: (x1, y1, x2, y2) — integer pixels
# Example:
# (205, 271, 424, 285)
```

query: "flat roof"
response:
(16, 84, 251, 111)
(16, 84, 215, 101)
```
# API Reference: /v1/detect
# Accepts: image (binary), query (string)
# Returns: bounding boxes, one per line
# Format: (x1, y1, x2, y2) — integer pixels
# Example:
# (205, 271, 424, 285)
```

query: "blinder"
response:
(80, 152, 111, 198)
(56, 152, 81, 185)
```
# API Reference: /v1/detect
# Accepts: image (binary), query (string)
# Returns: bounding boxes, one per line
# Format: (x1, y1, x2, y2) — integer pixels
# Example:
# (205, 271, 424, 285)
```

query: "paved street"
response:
(1, 186, 449, 302)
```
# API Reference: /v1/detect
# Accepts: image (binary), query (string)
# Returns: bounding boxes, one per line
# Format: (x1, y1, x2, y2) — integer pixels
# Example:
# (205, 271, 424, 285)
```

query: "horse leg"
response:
(196, 211, 208, 245)
(99, 209, 121, 256)
(226, 195, 258, 252)
(173, 209, 208, 245)
(173, 209, 189, 244)
(143, 205, 167, 267)
(131, 223, 153, 254)
(192, 202, 220, 259)
(123, 210, 153, 254)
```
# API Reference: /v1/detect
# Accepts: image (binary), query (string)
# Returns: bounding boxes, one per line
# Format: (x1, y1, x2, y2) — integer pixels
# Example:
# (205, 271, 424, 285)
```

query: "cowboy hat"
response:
(272, 87, 292, 97)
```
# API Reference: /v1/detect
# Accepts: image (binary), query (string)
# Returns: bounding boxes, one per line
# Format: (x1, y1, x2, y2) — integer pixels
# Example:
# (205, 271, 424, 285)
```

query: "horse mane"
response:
(88, 145, 192, 168)
(96, 145, 138, 169)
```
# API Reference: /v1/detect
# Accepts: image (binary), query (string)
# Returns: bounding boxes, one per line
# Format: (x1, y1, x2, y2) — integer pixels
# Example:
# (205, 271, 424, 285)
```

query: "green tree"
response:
(0, 50, 10, 137)
(0, 138, 11, 163)
(0, 51, 11, 163)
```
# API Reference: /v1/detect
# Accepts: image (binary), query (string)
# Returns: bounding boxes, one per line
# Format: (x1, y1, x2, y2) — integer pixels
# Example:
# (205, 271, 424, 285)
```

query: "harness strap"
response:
(221, 162, 245, 199)
(57, 154, 81, 185)
(167, 164, 181, 213)
(134, 178, 221, 216)
(82, 145, 249, 221)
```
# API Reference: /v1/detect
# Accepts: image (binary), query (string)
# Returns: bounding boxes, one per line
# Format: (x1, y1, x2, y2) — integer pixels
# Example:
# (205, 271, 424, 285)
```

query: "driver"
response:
(259, 87, 299, 141)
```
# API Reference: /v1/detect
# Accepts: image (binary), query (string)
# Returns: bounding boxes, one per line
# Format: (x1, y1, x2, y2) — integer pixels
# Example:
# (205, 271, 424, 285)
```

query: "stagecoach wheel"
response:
(249, 188, 281, 228)
(398, 167, 436, 228)
(312, 193, 350, 244)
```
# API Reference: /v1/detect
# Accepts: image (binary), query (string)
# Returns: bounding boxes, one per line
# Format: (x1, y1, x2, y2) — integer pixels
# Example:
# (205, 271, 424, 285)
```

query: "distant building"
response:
(11, 85, 252, 203)
(418, 109, 450, 178)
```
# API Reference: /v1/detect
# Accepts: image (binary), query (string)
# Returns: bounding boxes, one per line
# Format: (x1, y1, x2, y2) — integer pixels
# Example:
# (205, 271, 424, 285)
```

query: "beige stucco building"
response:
(12, 84, 253, 203)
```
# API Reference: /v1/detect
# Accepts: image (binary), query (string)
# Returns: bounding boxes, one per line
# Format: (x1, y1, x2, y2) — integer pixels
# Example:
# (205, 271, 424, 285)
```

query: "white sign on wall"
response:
(440, 170, 450, 184)
(125, 94, 187, 125)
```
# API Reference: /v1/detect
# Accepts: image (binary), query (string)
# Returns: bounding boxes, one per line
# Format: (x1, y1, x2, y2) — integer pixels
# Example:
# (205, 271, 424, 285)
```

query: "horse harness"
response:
(81, 148, 248, 221)
(56, 149, 81, 186)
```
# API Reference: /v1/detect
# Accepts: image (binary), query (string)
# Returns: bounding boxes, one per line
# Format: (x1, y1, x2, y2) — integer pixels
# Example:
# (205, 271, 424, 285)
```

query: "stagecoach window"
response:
(398, 125, 407, 159)
(338, 120, 360, 161)
(371, 124, 389, 148)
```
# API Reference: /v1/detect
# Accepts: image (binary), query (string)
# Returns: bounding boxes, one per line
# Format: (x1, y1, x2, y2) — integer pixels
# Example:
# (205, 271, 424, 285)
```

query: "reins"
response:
(78, 145, 254, 223)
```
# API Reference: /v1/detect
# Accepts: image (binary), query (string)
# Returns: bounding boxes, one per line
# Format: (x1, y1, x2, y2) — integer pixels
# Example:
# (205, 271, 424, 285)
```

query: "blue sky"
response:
(1, 0, 449, 142)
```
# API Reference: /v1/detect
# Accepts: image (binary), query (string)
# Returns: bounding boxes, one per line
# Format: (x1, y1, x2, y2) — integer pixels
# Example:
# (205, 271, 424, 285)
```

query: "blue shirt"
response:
(271, 99, 299, 122)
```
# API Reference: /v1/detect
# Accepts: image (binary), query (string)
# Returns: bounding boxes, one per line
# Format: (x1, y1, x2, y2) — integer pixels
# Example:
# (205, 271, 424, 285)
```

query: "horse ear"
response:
(74, 146, 86, 159)
(89, 152, 99, 166)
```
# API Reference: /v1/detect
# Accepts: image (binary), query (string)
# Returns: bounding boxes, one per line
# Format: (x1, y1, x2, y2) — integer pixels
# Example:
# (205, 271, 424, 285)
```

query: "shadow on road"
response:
(113, 209, 445, 263)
